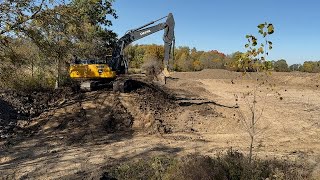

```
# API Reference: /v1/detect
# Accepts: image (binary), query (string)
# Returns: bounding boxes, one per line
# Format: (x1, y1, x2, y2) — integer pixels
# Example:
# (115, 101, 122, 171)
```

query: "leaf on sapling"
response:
(263, 32, 267, 37)
(258, 47, 264, 54)
(267, 24, 274, 34)
(257, 23, 265, 29)
(258, 29, 263, 35)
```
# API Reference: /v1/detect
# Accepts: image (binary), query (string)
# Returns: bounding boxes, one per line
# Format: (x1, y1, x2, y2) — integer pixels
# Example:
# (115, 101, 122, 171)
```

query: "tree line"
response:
(125, 44, 320, 73)
(125, 44, 229, 72)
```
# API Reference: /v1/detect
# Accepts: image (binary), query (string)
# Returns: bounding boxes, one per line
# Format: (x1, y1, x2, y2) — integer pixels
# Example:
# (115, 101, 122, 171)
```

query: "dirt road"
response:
(1, 69, 319, 179)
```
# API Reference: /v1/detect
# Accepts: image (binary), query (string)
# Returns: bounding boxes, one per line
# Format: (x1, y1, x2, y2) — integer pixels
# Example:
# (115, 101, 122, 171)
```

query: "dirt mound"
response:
(132, 82, 177, 133)
(173, 69, 242, 80)
(30, 92, 137, 145)
(1, 80, 182, 145)
(1, 78, 221, 156)
(0, 88, 79, 139)
(0, 88, 77, 118)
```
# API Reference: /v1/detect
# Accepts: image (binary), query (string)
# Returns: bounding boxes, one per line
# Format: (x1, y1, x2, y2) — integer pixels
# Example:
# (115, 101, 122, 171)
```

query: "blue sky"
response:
(110, 0, 320, 64)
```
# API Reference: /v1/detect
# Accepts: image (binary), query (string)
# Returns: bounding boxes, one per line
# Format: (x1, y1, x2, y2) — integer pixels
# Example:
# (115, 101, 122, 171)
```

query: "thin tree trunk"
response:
(55, 58, 60, 89)
(249, 85, 257, 163)
(31, 59, 34, 78)
(249, 135, 254, 163)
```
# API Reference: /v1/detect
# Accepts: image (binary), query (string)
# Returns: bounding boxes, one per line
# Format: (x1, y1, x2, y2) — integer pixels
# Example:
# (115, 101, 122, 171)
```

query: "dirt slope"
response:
(0, 70, 319, 179)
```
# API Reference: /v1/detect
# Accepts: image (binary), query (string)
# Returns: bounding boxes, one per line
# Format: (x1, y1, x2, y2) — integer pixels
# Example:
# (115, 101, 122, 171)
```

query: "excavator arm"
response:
(109, 13, 175, 74)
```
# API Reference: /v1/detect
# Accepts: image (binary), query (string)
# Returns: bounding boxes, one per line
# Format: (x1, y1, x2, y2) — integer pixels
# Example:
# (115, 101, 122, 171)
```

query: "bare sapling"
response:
(235, 22, 275, 163)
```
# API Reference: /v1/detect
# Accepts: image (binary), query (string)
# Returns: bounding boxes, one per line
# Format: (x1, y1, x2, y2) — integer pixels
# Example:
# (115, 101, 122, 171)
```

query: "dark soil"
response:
(0, 79, 183, 143)
(133, 82, 178, 134)
(0, 88, 79, 139)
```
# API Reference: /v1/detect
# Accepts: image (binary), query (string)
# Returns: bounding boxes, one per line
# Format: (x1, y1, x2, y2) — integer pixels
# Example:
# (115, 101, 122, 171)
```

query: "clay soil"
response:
(0, 69, 320, 179)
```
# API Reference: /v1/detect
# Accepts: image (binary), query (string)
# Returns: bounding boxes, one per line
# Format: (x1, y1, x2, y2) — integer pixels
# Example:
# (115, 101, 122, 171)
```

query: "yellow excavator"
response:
(69, 13, 175, 91)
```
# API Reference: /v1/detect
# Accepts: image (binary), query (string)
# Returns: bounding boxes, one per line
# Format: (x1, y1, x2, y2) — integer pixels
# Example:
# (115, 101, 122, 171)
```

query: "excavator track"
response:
(79, 80, 113, 92)
(112, 79, 125, 92)
(80, 81, 92, 91)
(112, 76, 139, 93)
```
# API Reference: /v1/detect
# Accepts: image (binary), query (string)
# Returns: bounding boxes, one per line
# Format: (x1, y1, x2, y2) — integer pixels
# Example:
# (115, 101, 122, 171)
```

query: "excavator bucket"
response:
(156, 70, 167, 85)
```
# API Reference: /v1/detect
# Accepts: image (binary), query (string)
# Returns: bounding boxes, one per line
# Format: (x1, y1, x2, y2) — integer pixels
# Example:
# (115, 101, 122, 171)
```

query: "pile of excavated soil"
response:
(0, 80, 192, 145)
(131, 83, 178, 134)
(0, 88, 79, 139)
(172, 69, 242, 80)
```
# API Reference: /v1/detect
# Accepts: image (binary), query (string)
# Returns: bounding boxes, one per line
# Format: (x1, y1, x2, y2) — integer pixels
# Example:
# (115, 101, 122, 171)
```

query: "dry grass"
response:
(105, 150, 313, 180)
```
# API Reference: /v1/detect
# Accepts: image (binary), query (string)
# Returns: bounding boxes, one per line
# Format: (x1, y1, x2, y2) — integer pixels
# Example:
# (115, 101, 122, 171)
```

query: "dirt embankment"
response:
(0, 83, 161, 141)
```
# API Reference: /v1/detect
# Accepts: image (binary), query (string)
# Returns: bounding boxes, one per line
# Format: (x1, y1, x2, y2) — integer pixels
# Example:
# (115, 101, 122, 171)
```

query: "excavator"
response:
(69, 13, 175, 91)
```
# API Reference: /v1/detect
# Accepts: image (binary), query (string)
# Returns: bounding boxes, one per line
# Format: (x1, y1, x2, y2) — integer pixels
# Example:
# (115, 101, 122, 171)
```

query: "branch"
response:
(0, 0, 45, 35)
(237, 108, 251, 133)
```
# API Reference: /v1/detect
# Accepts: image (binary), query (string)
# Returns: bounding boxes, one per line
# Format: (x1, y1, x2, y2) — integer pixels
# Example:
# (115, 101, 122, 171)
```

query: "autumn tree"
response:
(172, 46, 188, 71)
(302, 61, 320, 73)
(190, 48, 203, 71)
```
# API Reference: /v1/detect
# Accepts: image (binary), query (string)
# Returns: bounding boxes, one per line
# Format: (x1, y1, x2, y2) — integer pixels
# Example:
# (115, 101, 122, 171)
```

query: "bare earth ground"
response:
(1, 69, 320, 179)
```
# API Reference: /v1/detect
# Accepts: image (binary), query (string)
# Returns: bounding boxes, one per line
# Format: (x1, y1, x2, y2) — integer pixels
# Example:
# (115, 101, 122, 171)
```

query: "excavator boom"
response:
(109, 13, 175, 74)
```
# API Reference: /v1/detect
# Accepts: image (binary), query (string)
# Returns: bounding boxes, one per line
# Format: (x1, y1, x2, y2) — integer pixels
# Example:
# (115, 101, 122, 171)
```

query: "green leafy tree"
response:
(289, 64, 302, 71)
(274, 59, 289, 72)
(125, 45, 146, 69)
